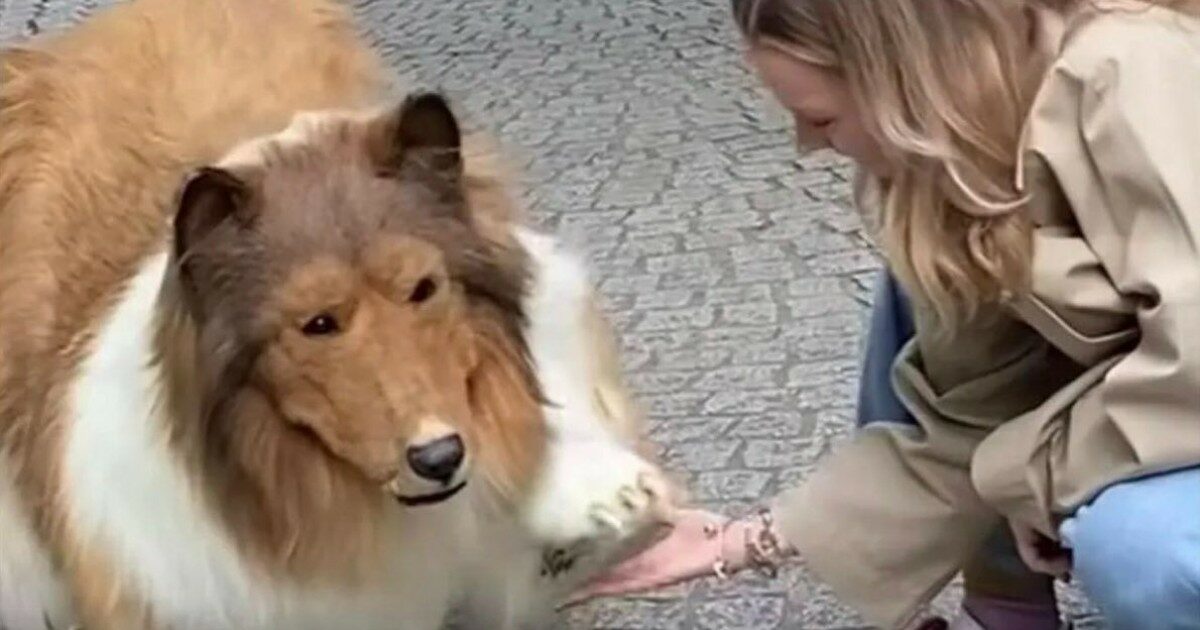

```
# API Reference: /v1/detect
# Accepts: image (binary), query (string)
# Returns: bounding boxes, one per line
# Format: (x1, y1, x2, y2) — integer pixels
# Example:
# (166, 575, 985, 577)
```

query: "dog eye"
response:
(408, 277, 437, 304)
(301, 313, 340, 336)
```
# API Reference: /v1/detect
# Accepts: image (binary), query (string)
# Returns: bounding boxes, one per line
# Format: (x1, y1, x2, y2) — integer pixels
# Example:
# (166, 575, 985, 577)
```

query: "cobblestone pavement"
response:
(2, 1, 1107, 628)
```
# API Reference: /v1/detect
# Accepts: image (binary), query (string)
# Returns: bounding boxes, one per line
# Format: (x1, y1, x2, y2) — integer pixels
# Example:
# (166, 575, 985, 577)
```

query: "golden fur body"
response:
(0, 1, 384, 624)
(0, 1, 673, 628)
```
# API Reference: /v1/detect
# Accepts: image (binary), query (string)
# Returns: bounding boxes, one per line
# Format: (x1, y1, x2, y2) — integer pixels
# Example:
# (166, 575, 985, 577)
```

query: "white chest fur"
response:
(62, 252, 255, 627)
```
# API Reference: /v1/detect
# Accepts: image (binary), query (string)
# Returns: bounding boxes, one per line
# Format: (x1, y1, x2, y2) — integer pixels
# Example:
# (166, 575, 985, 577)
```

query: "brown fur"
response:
(0, 0, 548, 625)
(63, 540, 157, 629)
(0, 0, 381, 619)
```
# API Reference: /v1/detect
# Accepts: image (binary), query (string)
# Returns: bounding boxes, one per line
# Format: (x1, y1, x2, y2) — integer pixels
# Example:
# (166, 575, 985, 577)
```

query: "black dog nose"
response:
(406, 435, 465, 484)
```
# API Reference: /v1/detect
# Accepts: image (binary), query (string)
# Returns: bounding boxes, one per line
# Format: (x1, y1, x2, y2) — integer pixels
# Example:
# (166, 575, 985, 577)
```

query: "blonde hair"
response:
(732, 0, 1187, 328)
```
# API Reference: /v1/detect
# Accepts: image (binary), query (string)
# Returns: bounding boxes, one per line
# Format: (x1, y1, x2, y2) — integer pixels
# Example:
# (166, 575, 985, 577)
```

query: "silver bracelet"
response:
(702, 518, 734, 579)
(744, 507, 789, 578)
(702, 507, 791, 580)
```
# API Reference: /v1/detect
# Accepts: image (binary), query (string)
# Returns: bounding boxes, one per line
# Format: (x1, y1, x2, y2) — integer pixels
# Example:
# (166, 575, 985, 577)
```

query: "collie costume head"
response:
(157, 92, 547, 576)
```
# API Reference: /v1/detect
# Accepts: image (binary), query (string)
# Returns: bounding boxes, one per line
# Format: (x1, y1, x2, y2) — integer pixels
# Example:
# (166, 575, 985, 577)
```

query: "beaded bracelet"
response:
(703, 507, 792, 580)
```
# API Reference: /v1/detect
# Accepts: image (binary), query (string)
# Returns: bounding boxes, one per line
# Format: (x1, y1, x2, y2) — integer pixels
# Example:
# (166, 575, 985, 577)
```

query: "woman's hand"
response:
(564, 509, 741, 603)
(1008, 519, 1071, 577)
(567, 508, 787, 604)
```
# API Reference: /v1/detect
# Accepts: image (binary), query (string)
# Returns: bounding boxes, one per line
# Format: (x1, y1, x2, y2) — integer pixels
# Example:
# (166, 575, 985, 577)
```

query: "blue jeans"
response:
(856, 268, 916, 427)
(857, 269, 1200, 630)
(1059, 469, 1200, 630)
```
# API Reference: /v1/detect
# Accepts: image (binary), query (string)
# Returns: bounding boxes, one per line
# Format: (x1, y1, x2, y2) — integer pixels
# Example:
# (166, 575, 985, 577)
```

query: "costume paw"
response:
(524, 439, 677, 583)
(585, 468, 675, 540)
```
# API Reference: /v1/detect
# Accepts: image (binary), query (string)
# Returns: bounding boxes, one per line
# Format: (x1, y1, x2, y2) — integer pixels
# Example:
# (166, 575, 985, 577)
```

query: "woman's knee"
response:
(1062, 469, 1200, 628)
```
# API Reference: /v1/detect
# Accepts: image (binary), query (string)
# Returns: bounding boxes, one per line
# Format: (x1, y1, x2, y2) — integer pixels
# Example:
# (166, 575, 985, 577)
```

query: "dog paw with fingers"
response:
(524, 440, 679, 583)
(537, 468, 677, 584)
(586, 469, 676, 539)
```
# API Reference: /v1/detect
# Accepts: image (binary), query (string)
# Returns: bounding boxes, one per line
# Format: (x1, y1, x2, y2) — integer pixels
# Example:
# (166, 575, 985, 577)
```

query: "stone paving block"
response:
(659, 267, 728, 288)
(634, 288, 697, 310)
(600, 274, 661, 295)
(704, 388, 791, 416)
(729, 342, 790, 365)
(735, 260, 801, 284)
(624, 218, 691, 237)
(788, 277, 852, 298)
(640, 391, 714, 418)
(623, 330, 697, 354)
(646, 252, 717, 274)
(786, 233, 862, 256)
(732, 242, 788, 263)
(692, 470, 774, 502)
(700, 324, 779, 346)
(657, 346, 731, 372)
(664, 440, 742, 472)
(756, 219, 827, 241)
(786, 295, 864, 319)
(743, 439, 818, 470)
(787, 360, 862, 389)
(583, 600, 690, 629)
(651, 416, 740, 445)
(704, 210, 771, 231)
(635, 371, 701, 395)
(637, 306, 717, 332)
(694, 597, 786, 630)
(808, 250, 884, 277)
(729, 412, 816, 440)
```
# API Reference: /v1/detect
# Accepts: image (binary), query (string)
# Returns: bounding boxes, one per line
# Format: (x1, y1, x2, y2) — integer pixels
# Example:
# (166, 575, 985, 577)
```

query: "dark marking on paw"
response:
(540, 546, 580, 578)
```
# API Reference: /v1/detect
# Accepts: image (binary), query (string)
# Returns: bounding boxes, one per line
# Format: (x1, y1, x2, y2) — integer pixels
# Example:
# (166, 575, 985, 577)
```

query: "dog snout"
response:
(406, 434, 465, 485)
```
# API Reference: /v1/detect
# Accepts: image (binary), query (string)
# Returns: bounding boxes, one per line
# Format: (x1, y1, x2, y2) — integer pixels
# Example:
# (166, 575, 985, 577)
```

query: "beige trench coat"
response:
(772, 6, 1200, 628)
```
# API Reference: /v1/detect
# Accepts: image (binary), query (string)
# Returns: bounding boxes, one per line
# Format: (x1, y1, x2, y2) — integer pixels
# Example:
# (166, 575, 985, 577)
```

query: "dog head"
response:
(167, 94, 547, 567)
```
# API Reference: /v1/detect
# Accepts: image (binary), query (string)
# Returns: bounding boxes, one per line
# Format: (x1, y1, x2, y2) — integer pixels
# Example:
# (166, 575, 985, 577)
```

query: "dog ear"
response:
(173, 166, 253, 262)
(369, 91, 463, 181)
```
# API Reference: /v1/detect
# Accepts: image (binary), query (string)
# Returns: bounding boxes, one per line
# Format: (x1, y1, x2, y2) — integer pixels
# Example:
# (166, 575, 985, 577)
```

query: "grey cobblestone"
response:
(721, 302, 780, 327)
(651, 417, 740, 445)
(1, 1, 1105, 628)
(665, 441, 742, 472)
(735, 260, 800, 284)
(743, 439, 816, 469)
(704, 389, 791, 416)
(638, 306, 717, 332)
(657, 347, 730, 372)
(708, 284, 776, 305)
(695, 597, 787, 630)
(728, 341, 790, 367)
(635, 288, 697, 311)
(693, 470, 774, 502)
(731, 412, 816, 439)
(785, 295, 862, 319)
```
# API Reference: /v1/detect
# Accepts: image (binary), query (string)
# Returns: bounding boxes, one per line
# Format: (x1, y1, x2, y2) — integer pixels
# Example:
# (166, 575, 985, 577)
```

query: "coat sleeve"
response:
(1064, 34, 1200, 491)
(974, 26, 1200, 525)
